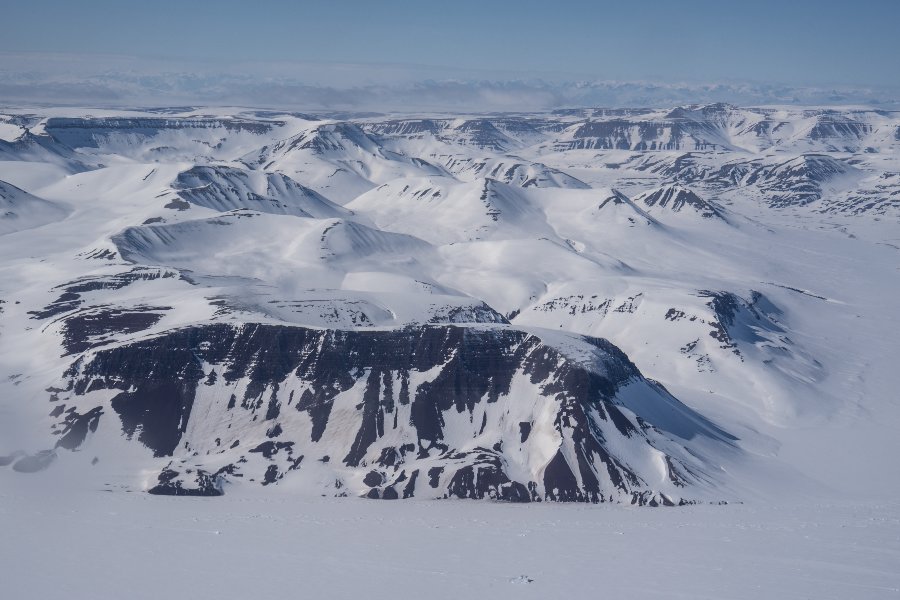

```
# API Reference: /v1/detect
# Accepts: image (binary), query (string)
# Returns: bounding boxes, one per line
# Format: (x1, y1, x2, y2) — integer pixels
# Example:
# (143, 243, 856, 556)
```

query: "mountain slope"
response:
(172, 165, 347, 217)
(0, 180, 69, 235)
(56, 323, 736, 504)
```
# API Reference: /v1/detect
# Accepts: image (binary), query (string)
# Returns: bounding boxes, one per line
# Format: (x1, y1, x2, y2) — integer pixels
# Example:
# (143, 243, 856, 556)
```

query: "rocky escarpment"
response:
(54, 323, 735, 504)
(43, 117, 277, 149)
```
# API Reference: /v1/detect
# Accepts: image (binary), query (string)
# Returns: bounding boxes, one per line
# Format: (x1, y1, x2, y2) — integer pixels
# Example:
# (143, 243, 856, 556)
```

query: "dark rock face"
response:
(693, 290, 818, 379)
(366, 119, 443, 137)
(632, 149, 861, 211)
(559, 106, 738, 152)
(637, 152, 857, 211)
(53, 406, 103, 450)
(427, 303, 508, 325)
(805, 112, 871, 149)
(751, 154, 854, 208)
(637, 186, 725, 220)
(566, 119, 687, 151)
(28, 268, 178, 320)
(61, 307, 167, 354)
(365, 118, 529, 151)
(57, 323, 732, 504)
(632, 152, 709, 184)
(43, 117, 275, 150)
(446, 454, 532, 502)
(147, 468, 224, 496)
(699, 290, 780, 349)
(452, 119, 513, 151)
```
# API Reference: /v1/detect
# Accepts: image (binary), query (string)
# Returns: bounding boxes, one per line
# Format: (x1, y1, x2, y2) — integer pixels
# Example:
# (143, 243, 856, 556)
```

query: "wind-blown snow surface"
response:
(0, 104, 899, 595)
(2, 481, 898, 600)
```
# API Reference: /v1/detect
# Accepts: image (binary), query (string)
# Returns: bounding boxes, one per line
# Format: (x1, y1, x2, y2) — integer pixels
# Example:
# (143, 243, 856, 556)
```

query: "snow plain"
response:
(3, 476, 898, 599)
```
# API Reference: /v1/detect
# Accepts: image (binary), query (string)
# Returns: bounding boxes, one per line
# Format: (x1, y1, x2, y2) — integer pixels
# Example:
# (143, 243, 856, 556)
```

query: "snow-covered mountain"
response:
(1, 104, 898, 505)
(0, 180, 70, 235)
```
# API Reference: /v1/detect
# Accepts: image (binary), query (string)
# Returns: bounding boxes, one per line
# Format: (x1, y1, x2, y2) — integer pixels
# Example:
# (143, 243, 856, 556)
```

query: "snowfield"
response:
(2, 480, 898, 599)
(0, 103, 899, 597)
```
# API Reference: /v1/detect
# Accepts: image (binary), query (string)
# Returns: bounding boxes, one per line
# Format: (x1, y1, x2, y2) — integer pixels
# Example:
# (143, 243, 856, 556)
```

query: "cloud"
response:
(1, 52, 897, 111)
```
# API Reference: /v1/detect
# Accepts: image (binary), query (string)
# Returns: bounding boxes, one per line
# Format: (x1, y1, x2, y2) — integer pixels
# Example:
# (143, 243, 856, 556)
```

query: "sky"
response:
(1, 0, 898, 110)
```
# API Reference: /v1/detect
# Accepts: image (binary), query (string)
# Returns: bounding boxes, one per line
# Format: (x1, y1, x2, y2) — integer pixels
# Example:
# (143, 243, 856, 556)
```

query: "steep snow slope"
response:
(171, 165, 347, 217)
(0, 180, 70, 235)
(348, 177, 558, 244)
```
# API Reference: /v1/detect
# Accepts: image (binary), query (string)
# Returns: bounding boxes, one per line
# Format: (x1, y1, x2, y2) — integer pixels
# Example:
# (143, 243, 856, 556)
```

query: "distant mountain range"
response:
(1, 53, 897, 110)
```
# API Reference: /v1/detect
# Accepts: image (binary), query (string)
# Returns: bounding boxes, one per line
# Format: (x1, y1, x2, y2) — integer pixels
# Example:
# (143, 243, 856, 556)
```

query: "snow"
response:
(0, 103, 899, 595)
(0, 121, 25, 141)
(1, 482, 897, 599)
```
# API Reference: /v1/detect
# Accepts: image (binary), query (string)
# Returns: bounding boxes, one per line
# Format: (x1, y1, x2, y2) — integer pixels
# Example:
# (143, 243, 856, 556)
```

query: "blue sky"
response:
(2, 0, 898, 86)
(1, 0, 898, 110)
